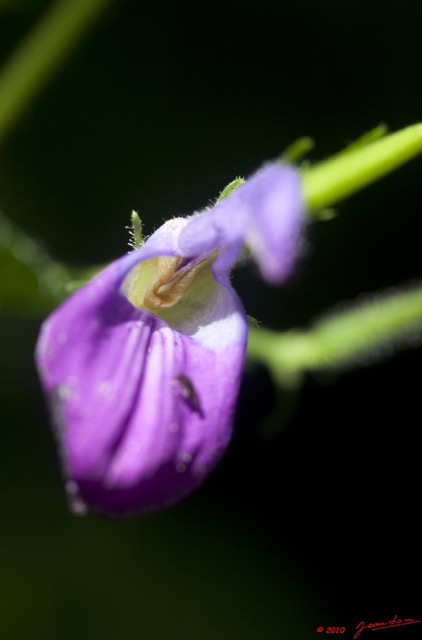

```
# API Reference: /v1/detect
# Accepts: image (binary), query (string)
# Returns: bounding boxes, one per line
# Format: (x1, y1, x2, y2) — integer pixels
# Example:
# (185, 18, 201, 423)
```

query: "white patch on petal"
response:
(57, 385, 72, 401)
(95, 380, 114, 399)
(65, 481, 88, 516)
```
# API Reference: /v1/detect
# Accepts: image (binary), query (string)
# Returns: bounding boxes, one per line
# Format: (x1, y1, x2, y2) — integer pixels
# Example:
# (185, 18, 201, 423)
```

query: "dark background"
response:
(1, 1, 421, 638)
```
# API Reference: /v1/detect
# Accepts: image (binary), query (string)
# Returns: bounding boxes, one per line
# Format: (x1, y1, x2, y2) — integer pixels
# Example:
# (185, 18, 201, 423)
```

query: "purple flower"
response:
(35, 164, 303, 517)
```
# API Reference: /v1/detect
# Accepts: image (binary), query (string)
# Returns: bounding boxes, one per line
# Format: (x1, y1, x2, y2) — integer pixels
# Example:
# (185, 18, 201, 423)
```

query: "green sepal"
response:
(215, 177, 245, 203)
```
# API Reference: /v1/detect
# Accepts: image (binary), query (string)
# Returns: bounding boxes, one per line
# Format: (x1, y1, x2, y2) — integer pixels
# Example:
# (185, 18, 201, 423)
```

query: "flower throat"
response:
(123, 253, 217, 312)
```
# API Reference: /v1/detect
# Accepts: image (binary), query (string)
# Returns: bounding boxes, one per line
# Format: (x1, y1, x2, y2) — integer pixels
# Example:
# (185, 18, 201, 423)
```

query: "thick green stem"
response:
(0, 0, 116, 145)
(302, 124, 422, 213)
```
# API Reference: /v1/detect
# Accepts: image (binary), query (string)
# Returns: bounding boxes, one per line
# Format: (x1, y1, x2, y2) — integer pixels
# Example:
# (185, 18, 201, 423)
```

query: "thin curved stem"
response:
(248, 284, 422, 387)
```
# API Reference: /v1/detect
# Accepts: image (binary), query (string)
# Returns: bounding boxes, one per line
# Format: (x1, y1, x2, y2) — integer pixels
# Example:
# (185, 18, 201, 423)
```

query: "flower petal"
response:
(35, 161, 303, 517)
(36, 248, 246, 516)
(179, 164, 303, 283)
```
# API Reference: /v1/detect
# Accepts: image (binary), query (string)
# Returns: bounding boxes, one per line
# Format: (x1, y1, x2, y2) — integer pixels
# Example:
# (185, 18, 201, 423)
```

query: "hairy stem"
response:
(248, 284, 422, 386)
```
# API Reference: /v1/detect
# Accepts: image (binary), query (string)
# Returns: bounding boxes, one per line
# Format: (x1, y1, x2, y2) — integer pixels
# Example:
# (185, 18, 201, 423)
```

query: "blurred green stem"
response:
(0, 0, 116, 145)
(248, 285, 422, 387)
(0, 210, 96, 315)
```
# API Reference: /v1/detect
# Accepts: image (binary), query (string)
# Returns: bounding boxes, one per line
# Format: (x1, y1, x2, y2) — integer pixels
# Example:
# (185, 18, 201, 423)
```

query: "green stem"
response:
(0, 0, 116, 145)
(248, 284, 422, 387)
(302, 123, 422, 214)
(0, 210, 94, 316)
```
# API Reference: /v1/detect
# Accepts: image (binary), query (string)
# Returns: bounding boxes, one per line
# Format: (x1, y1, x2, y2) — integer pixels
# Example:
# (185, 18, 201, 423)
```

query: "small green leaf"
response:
(334, 123, 388, 157)
(279, 136, 315, 163)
